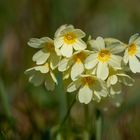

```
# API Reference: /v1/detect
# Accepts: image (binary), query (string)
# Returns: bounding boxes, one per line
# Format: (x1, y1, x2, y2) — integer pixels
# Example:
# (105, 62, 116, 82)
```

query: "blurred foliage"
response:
(0, 0, 140, 139)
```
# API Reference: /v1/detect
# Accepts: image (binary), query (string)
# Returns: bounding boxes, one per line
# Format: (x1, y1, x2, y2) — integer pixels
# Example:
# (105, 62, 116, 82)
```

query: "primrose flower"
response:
(85, 37, 125, 80)
(106, 68, 134, 95)
(54, 25, 87, 57)
(28, 37, 60, 70)
(58, 50, 90, 80)
(25, 63, 57, 91)
(123, 33, 140, 73)
(67, 75, 108, 104)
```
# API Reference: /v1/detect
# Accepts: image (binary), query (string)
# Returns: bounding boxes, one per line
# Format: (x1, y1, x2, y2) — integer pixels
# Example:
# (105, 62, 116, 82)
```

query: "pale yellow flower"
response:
(106, 68, 134, 95)
(54, 25, 87, 57)
(28, 37, 60, 70)
(123, 34, 140, 73)
(58, 50, 90, 80)
(85, 37, 125, 80)
(25, 63, 57, 91)
(67, 75, 108, 104)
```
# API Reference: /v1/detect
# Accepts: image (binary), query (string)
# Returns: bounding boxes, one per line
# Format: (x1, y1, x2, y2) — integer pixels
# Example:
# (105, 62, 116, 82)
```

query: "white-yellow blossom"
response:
(25, 24, 140, 104)
(123, 33, 140, 73)
(67, 75, 108, 104)
(28, 37, 60, 70)
(25, 63, 57, 91)
(85, 37, 125, 80)
(106, 68, 134, 95)
(58, 50, 90, 80)
(54, 25, 87, 57)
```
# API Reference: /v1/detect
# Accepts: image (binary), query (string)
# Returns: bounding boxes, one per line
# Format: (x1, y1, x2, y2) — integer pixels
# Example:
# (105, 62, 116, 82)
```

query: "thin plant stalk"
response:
(59, 97, 76, 129)
(96, 109, 102, 140)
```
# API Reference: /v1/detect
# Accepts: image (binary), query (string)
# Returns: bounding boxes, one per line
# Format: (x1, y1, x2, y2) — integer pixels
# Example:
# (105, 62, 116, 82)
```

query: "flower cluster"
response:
(25, 24, 140, 104)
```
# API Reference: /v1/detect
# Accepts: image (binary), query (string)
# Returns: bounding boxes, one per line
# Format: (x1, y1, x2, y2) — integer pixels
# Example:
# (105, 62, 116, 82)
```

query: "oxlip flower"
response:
(106, 68, 134, 95)
(28, 37, 60, 70)
(123, 33, 140, 73)
(58, 50, 90, 80)
(67, 75, 108, 104)
(54, 25, 87, 57)
(85, 37, 125, 80)
(25, 63, 57, 91)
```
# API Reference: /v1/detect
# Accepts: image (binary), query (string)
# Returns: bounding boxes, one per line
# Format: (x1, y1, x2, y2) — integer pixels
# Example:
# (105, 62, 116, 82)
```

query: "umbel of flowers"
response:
(25, 24, 140, 104)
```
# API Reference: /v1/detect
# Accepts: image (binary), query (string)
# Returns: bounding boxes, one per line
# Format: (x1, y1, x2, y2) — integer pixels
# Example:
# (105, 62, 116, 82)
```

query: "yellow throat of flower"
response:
(98, 49, 111, 63)
(46, 43, 54, 52)
(73, 52, 86, 64)
(82, 76, 95, 86)
(64, 32, 76, 44)
(128, 43, 137, 56)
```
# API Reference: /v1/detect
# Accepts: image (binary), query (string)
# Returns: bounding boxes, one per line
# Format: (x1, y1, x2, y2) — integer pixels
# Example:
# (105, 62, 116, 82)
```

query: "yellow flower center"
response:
(98, 49, 111, 63)
(82, 76, 95, 86)
(128, 43, 137, 56)
(45, 43, 54, 52)
(73, 52, 86, 64)
(64, 32, 76, 44)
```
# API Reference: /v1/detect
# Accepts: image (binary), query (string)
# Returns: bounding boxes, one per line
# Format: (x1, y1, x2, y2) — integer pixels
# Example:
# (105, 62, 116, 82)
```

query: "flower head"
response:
(123, 34, 140, 73)
(106, 68, 134, 95)
(54, 25, 87, 57)
(58, 50, 90, 80)
(25, 63, 57, 91)
(28, 37, 60, 70)
(67, 75, 108, 104)
(85, 37, 125, 80)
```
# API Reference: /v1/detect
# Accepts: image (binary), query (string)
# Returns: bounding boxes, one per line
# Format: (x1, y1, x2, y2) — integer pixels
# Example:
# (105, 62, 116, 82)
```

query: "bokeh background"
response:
(0, 0, 140, 139)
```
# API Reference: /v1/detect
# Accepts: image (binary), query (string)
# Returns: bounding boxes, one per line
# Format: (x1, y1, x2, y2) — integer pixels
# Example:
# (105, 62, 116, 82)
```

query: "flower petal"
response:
(71, 62, 84, 80)
(129, 33, 139, 44)
(123, 50, 129, 64)
(92, 91, 101, 102)
(117, 73, 134, 86)
(28, 37, 53, 48)
(97, 62, 109, 80)
(78, 85, 93, 104)
(67, 79, 81, 92)
(50, 52, 60, 70)
(54, 37, 64, 49)
(34, 64, 49, 74)
(93, 80, 108, 97)
(129, 56, 140, 73)
(61, 25, 74, 35)
(58, 58, 70, 72)
(109, 43, 125, 54)
(109, 55, 122, 68)
(73, 39, 87, 50)
(60, 45, 73, 57)
(96, 37, 105, 50)
(63, 69, 70, 80)
(135, 37, 140, 45)
(110, 75, 118, 85)
(72, 29, 86, 38)
(50, 71, 58, 84)
(84, 53, 98, 69)
(32, 49, 50, 65)
(55, 24, 68, 37)
(29, 72, 44, 86)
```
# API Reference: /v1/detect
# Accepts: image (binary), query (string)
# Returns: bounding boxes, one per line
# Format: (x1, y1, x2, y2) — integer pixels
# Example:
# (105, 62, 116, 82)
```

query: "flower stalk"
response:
(59, 96, 76, 130)
(96, 109, 102, 140)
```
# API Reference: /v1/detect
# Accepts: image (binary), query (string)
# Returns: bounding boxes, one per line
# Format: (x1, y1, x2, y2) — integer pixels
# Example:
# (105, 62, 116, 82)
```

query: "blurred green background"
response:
(0, 0, 140, 139)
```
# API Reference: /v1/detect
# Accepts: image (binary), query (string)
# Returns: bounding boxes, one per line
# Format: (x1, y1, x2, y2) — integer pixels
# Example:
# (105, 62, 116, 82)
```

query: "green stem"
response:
(59, 97, 76, 130)
(57, 74, 67, 121)
(96, 109, 102, 140)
